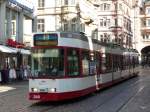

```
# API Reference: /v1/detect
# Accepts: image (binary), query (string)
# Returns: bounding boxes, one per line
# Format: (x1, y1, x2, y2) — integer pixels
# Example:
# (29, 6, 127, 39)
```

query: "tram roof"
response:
(33, 32, 139, 54)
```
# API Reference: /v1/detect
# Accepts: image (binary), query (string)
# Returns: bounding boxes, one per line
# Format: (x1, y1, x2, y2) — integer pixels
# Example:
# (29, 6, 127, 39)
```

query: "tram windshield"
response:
(32, 48, 64, 77)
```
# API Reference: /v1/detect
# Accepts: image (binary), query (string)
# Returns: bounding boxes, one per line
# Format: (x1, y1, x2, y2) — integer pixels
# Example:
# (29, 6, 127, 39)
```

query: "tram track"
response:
(116, 86, 145, 112)
(28, 77, 142, 112)
(28, 73, 150, 112)
(1, 71, 149, 112)
(88, 75, 150, 112)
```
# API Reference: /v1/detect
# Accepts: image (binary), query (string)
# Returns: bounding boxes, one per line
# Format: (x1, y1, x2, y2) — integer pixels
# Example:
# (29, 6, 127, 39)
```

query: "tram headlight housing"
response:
(31, 88, 38, 92)
(50, 88, 56, 92)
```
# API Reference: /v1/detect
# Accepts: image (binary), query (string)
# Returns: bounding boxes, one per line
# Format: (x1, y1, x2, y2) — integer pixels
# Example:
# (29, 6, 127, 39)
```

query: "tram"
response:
(29, 32, 139, 101)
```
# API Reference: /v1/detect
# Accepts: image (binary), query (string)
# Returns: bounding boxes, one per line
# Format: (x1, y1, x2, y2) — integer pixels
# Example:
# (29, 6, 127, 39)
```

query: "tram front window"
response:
(32, 49, 64, 77)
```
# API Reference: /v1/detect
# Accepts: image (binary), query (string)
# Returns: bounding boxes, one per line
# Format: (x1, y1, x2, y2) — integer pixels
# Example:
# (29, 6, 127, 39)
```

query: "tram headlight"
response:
(50, 88, 56, 92)
(31, 88, 38, 92)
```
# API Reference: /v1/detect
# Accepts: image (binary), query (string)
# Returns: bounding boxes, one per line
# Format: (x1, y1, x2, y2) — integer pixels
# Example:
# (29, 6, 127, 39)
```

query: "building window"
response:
(142, 35, 145, 39)
(103, 19, 107, 27)
(107, 19, 110, 27)
(64, 24, 68, 31)
(11, 22, 16, 35)
(100, 3, 110, 11)
(146, 35, 149, 39)
(71, 18, 76, 32)
(38, 0, 45, 7)
(119, 4, 122, 11)
(100, 19, 103, 26)
(63, 19, 68, 31)
(71, 0, 75, 5)
(147, 19, 150, 26)
(81, 24, 85, 32)
(147, 8, 150, 14)
(64, 0, 68, 5)
(100, 35, 103, 42)
(115, 18, 118, 26)
(37, 19, 45, 32)
(143, 20, 146, 26)
(99, 18, 110, 27)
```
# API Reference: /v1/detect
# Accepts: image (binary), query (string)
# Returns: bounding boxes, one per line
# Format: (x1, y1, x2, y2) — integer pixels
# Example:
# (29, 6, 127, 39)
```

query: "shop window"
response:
(67, 49, 79, 76)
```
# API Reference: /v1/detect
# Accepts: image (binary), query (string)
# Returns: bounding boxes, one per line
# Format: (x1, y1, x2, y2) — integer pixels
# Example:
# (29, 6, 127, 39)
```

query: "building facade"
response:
(0, 0, 34, 69)
(33, 0, 98, 38)
(97, 0, 134, 49)
(33, 0, 138, 49)
(132, 0, 150, 63)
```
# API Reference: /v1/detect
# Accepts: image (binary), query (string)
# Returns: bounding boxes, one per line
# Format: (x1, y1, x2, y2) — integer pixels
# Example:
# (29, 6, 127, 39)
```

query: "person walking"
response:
(9, 66, 16, 82)
(1, 65, 9, 84)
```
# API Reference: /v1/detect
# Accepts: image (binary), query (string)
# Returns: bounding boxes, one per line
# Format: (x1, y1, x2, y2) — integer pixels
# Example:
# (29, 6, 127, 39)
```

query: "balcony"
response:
(141, 26, 150, 32)
(37, 6, 77, 16)
(109, 26, 122, 32)
(142, 38, 150, 46)
(37, 7, 57, 15)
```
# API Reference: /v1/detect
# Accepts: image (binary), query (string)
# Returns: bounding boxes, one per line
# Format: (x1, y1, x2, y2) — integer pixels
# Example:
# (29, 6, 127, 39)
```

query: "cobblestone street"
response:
(0, 68, 150, 112)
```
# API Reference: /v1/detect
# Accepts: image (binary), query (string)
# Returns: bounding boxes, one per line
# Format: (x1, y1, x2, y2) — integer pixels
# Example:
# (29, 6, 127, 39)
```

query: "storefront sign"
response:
(6, 39, 24, 48)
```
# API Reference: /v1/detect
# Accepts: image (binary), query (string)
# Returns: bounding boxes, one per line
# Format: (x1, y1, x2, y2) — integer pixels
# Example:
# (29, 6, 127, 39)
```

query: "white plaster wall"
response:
(44, 16, 56, 32)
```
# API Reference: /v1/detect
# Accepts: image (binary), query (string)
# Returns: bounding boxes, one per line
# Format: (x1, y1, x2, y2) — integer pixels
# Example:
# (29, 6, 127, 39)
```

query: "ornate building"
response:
(136, 0, 150, 62)
(34, 0, 137, 49)
(98, 0, 133, 48)
(0, 0, 34, 68)
(33, 0, 98, 38)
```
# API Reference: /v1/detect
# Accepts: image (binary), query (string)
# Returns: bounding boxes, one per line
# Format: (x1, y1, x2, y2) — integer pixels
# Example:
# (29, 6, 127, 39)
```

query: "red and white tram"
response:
(29, 32, 139, 101)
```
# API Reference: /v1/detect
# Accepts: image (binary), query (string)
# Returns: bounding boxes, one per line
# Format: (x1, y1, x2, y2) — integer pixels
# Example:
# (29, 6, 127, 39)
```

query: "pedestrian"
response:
(0, 71, 2, 84)
(24, 65, 28, 80)
(19, 65, 24, 80)
(27, 64, 31, 78)
(1, 65, 9, 84)
(9, 66, 16, 82)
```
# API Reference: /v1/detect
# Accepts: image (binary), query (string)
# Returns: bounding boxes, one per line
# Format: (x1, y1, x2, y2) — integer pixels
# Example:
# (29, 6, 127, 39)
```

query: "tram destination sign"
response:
(34, 33, 58, 46)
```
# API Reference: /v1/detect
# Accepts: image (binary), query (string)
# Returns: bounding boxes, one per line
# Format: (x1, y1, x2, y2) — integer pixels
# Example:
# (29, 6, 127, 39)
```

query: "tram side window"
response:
(123, 55, 127, 69)
(101, 53, 106, 73)
(82, 50, 90, 75)
(105, 53, 112, 72)
(67, 49, 79, 76)
(116, 55, 120, 71)
(132, 57, 136, 68)
(120, 55, 123, 70)
(112, 54, 117, 71)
